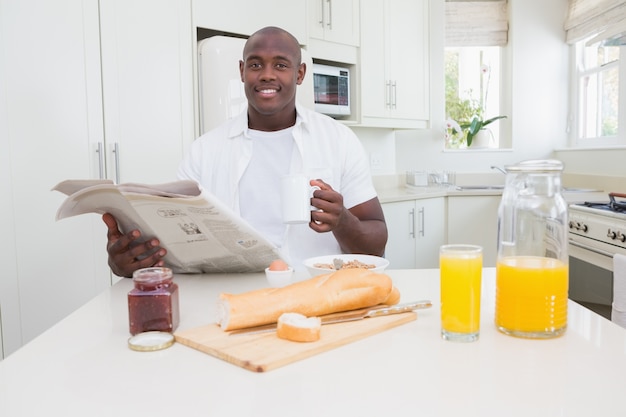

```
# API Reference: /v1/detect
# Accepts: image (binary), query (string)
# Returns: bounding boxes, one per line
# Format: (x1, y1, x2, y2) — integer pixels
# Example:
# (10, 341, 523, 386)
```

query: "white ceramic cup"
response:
(280, 175, 320, 224)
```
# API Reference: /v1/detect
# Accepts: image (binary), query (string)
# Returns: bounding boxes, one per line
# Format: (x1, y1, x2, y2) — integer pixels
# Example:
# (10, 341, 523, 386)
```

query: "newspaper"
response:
(53, 179, 284, 273)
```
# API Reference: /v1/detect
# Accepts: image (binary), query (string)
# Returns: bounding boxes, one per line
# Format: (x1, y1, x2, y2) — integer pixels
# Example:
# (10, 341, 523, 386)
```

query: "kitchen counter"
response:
(1, 269, 625, 416)
(376, 184, 608, 205)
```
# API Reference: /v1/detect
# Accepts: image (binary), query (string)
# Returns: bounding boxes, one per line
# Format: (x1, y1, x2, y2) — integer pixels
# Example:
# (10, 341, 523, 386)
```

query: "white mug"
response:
(280, 175, 320, 224)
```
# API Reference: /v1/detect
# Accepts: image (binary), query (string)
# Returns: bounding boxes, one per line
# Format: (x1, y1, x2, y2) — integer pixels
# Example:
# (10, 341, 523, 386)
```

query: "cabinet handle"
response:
(96, 142, 105, 179)
(327, 0, 332, 29)
(112, 142, 121, 184)
(385, 81, 391, 108)
(409, 208, 416, 238)
(318, 0, 324, 26)
(391, 81, 397, 109)
(418, 207, 425, 237)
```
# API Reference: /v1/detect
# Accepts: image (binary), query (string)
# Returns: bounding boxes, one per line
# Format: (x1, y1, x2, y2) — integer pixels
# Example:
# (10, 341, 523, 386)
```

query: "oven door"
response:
(569, 237, 614, 320)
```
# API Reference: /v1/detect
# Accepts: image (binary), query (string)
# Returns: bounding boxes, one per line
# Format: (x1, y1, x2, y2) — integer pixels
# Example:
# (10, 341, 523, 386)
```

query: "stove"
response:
(568, 192, 626, 320)
(569, 192, 626, 261)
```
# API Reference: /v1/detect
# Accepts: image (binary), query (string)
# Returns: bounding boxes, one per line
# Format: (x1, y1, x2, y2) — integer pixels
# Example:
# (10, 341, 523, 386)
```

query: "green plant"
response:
(460, 115, 507, 147)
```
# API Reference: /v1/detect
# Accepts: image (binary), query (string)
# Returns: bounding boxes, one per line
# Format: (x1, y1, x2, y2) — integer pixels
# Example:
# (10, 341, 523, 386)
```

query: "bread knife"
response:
(227, 300, 432, 336)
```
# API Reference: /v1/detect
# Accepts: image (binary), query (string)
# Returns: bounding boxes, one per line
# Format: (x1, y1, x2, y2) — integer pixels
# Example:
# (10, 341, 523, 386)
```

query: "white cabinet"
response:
(359, 0, 430, 128)
(0, 0, 107, 357)
(383, 198, 445, 269)
(307, 0, 360, 46)
(447, 196, 500, 267)
(193, 0, 307, 41)
(0, 0, 193, 357)
(98, 0, 193, 184)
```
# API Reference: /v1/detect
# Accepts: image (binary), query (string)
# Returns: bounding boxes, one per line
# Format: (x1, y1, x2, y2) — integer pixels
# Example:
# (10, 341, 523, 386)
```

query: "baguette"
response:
(216, 268, 394, 331)
(383, 286, 401, 305)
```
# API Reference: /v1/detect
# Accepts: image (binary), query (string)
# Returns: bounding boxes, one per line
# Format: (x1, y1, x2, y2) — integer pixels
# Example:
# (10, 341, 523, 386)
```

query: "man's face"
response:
(239, 31, 305, 126)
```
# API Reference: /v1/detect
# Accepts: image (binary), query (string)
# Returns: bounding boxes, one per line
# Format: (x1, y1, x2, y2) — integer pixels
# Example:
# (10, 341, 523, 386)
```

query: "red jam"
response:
(128, 267, 180, 335)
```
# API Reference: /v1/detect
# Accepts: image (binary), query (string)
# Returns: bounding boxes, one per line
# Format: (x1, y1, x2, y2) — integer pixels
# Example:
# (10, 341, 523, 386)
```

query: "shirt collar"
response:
(227, 102, 309, 139)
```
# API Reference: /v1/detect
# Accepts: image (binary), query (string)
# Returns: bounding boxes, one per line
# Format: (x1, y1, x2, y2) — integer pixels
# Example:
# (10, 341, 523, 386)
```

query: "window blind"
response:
(445, 1, 509, 47)
(564, 0, 626, 44)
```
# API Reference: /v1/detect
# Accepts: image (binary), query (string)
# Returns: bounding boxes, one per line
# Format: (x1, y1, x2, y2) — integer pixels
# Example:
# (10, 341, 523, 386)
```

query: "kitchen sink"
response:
(455, 186, 603, 193)
(455, 185, 505, 191)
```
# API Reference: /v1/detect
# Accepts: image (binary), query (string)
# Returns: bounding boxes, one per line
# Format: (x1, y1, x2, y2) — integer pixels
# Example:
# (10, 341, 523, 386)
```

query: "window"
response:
(445, 46, 503, 149)
(565, 0, 626, 147)
(444, 0, 508, 150)
(571, 38, 624, 146)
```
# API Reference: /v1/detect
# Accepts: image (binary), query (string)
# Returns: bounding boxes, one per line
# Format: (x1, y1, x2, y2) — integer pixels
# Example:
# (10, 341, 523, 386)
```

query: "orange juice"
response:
(440, 247, 482, 339)
(496, 256, 568, 338)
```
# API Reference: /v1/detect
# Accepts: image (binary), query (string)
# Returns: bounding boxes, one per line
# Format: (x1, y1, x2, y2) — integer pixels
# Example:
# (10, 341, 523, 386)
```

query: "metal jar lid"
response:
(127, 331, 175, 352)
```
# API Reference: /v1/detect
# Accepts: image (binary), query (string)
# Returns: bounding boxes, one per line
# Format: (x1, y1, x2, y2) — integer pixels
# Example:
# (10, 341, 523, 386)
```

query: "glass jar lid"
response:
(132, 267, 173, 284)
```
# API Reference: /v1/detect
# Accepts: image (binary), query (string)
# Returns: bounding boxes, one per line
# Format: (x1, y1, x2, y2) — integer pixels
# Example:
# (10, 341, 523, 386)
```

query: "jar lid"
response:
(128, 331, 175, 352)
(505, 159, 563, 173)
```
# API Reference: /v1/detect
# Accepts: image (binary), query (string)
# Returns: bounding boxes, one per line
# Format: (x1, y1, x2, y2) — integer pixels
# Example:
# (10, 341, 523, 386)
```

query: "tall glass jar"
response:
(495, 160, 569, 338)
(128, 267, 180, 335)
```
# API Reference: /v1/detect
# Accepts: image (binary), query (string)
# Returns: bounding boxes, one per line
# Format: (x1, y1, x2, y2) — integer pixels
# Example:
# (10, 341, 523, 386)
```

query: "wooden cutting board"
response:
(174, 312, 416, 372)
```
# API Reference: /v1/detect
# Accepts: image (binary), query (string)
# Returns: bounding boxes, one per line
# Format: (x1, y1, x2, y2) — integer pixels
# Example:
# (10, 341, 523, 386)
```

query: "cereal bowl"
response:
(303, 254, 390, 277)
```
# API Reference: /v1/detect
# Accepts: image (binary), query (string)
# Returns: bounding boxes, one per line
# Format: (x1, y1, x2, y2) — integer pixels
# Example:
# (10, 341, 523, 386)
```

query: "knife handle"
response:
(366, 300, 432, 318)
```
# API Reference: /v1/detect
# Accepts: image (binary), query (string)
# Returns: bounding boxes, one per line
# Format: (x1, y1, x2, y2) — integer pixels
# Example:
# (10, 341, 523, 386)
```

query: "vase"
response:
(471, 129, 495, 148)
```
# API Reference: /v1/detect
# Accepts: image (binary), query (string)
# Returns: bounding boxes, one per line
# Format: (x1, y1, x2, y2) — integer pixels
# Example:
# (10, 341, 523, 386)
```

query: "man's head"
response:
(239, 26, 306, 131)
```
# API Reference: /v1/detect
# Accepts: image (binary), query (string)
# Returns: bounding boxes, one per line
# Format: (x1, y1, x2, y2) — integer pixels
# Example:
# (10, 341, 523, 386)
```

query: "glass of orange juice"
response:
(440, 244, 483, 342)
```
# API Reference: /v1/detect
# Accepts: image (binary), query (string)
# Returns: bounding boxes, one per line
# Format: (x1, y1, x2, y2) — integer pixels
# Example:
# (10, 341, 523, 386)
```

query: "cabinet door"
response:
(447, 196, 500, 267)
(193, 0, 307, 42)
(0, 0, 194, 356)
(308, 0, 360, 46)
(359, 0, 429, 128)
(386, 0, 429, 121)
(0, 0, 111, 355)
(415, 197, 446, 268)
(99, 0, 193, 184)
(360, 0, 387, 120)
(382, 200, 417, 269)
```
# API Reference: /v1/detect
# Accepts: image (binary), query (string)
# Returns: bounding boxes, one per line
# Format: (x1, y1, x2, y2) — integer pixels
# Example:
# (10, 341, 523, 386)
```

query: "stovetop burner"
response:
(577, 192, 626, 213)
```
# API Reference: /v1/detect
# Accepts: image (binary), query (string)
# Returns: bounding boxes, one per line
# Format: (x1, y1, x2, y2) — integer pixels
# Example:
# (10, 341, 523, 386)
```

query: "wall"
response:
(356, 0, 576, 178)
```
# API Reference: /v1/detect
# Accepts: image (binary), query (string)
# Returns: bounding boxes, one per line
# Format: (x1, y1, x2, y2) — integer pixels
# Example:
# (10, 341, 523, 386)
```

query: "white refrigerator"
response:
(197, 36, 314, 134)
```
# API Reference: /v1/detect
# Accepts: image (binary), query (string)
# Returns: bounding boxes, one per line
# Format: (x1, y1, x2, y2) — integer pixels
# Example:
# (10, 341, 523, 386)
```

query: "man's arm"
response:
(102, 213, 167, 278)
(309, 179, 387, 256)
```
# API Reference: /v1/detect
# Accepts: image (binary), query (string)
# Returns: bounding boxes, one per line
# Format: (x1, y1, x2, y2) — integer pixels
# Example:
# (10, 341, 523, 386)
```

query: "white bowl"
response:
(303, 254, 390, 277)
(265, 267, 294, 287)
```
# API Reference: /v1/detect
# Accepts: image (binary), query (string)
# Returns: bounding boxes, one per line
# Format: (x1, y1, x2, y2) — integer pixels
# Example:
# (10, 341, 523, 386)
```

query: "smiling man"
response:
(103, 26, 387, 277)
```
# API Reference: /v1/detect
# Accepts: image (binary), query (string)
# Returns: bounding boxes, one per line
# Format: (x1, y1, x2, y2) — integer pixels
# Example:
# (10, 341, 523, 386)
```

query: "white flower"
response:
(445, 119, 462, 134)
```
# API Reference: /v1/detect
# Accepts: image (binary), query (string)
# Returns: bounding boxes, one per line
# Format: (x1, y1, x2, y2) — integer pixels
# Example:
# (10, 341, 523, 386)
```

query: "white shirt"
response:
(177, 102, 377, 270)
(238, 126, 293, 247)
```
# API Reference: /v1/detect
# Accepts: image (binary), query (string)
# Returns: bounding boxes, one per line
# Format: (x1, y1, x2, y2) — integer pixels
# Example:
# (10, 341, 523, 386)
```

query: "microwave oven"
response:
(312, 63, 350, 117)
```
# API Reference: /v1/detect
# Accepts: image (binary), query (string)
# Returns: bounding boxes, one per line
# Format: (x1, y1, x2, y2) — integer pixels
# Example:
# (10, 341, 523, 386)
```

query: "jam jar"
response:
(128, 267, 180, 335)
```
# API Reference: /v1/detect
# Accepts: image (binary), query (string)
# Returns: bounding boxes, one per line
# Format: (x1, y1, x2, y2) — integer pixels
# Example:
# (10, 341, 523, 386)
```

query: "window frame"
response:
(569, 41, 626, 148)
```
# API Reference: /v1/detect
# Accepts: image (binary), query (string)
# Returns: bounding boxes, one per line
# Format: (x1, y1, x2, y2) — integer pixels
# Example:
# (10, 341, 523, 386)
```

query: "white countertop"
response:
(376, 184, 607, 204)
(1, 269, 625, 417)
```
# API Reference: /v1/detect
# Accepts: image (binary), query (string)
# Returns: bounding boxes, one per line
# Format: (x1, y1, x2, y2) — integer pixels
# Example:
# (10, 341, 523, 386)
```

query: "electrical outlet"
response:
(370, 153, 382, 168)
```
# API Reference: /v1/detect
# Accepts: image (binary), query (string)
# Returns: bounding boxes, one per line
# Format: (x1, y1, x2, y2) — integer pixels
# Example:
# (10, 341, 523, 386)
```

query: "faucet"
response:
(490, 165, 507, 175)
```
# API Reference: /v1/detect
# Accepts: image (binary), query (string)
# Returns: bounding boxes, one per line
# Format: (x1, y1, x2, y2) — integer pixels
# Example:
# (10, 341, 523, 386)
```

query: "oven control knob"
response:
(618, 232, 626, 243)
(573, 222, 588, 232)
(608, 229, 617, 239)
